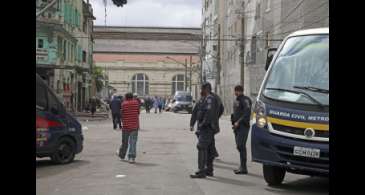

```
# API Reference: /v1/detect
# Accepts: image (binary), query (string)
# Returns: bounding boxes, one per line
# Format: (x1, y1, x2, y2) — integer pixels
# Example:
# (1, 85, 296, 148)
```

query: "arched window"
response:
(172, 74, 185, 95)
(131, 73, 149, 96)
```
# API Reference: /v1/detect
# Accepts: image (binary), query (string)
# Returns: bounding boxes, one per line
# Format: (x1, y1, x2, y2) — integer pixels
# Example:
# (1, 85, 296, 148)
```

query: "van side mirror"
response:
(265, 48, 277, 71)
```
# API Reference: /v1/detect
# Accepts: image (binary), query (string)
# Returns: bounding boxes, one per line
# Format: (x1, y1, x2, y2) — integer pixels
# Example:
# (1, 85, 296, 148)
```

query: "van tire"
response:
(51, 137, 76, 164)
(263, 165, 286, 186)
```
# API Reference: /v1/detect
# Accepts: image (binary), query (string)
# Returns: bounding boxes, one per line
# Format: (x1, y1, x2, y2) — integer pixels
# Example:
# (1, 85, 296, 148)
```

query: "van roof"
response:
(288, 28, 329, 38)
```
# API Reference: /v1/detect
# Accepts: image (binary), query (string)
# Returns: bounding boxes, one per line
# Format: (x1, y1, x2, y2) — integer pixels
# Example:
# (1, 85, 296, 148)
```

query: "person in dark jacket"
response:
(190, 82, 220, 178)
(190, 92, 223, 160)
(110, 96, 122, 129)
(231, 85, 252, 174)
(90, 97, 97, 117)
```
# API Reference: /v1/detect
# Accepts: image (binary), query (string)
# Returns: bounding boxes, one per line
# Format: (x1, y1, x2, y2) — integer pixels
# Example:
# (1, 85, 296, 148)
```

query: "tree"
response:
(91, 66, 105, 93)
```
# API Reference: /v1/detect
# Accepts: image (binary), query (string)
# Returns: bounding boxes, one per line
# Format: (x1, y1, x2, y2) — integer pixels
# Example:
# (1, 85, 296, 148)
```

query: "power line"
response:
(271, 1, 328, 33)
(270, 15, 329, 37)
(269, 0, 305, 32)
(103, 0, 107, 27)
(37, 35, 283, 42)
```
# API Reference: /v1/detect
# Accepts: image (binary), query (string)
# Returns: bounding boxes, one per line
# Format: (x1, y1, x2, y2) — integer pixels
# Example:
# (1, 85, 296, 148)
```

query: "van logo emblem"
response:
(304, 128, 315, 138)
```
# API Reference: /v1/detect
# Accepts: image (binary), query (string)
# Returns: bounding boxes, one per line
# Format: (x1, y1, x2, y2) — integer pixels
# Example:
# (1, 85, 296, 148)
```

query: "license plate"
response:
(293, 146, 320, 158)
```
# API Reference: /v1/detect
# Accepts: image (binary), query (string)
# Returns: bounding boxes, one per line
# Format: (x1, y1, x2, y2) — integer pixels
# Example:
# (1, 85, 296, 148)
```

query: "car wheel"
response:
(263, 165, 286, 186)
(51, 137, 76, 164)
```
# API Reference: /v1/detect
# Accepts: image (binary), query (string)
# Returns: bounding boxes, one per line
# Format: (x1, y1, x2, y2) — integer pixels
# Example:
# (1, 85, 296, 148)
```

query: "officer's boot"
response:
(191, 149, 207, 178)
(234, 150, 248, 174)
(206, 157, 214, 176)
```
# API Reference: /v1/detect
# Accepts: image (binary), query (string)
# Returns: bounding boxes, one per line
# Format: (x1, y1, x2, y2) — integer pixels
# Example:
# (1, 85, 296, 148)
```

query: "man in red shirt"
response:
(117, 92, 140, 163)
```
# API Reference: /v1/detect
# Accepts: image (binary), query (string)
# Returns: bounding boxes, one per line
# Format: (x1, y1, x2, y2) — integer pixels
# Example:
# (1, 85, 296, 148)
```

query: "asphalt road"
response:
(36, 111, 329, 195)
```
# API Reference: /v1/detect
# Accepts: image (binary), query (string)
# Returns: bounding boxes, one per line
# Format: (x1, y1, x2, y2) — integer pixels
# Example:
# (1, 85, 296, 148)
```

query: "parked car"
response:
(36, 74, 83, 164)
(171, 92, 194, 114)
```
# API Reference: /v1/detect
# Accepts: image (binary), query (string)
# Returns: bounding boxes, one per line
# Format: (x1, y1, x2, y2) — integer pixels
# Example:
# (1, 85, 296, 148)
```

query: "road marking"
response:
(82, 126, 89, 130)
(115, 174, 126, 178)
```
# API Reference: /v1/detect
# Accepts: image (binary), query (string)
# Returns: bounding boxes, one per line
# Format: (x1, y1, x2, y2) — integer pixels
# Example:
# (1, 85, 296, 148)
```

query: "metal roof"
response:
(288, 28, 329, 37)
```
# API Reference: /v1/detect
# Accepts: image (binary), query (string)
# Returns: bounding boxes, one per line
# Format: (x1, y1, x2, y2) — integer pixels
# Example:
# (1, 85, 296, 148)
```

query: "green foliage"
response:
(92, 66, 105, 92)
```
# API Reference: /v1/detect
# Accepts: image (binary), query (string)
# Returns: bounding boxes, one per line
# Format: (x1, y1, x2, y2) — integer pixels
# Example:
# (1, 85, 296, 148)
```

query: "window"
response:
(56, 80, 61, 93)
(172, 74, 185, 95)
(213, 45, 217, 51)
(57, 36, 63, 59)
(63, 40, 67, 61)
(131, 74, 149, 96)
(71, 44, 74, 63)
(255, 3, 261, 20)
(250, 36, 257, 64)
(82, 51, 87, 62)
(48, 91, 63, 113)
(265, 0, 271, 12)
(83, 20, 87, 33)
(36, 83, 47, 110)
(37, 39, 44, 48)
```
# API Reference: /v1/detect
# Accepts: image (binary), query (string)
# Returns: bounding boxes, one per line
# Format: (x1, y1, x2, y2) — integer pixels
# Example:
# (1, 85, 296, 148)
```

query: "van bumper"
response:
(251, 125, 329, 176)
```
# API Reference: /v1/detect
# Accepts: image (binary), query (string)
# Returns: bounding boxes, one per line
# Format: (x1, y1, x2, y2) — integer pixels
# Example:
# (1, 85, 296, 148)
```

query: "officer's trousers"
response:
(234, 125, 250, 170)
(196, 130, 215, 173)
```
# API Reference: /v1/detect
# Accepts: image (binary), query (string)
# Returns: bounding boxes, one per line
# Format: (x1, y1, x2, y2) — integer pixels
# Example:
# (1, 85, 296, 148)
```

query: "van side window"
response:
(36, 83, 47, 110)
(48, 92, 63, 114)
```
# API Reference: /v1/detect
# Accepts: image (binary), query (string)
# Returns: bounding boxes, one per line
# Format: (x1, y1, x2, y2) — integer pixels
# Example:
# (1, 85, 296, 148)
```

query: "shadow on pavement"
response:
(265, 176, 329, 194)
(36, 159, 91, 179)
(132, 162, 159, 167)
(205, 175, 257, 187)
(214, 159, 239, 167)
(213, 164, 263, 179)
(213, 164, 235, 171)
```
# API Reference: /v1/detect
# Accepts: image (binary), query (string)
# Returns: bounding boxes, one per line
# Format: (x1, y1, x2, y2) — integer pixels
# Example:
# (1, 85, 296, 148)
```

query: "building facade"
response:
(93, 26, 201, 100)
(36, 0, 95, 112)
(201, 0, 329, 114)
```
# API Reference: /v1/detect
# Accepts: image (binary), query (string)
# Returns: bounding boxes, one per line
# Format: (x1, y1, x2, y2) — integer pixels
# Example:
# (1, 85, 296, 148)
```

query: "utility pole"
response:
(216, 24, 221, 93)
(240, 17, 245, 88)
(189, 56, 192, 93)
(185, 58, 188, 91)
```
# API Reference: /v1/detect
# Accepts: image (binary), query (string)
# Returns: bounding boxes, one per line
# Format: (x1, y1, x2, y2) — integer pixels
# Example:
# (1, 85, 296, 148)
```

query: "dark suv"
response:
(36, 74, 83, 164)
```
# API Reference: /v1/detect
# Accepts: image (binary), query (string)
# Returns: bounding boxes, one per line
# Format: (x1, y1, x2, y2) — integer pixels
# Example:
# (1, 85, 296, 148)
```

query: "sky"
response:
(89, 0, 202, 27)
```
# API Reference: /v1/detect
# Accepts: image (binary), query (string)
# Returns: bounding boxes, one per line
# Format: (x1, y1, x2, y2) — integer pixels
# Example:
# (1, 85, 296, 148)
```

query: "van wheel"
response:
(51, 137, 75, 164)
(263, 165, 286, 186)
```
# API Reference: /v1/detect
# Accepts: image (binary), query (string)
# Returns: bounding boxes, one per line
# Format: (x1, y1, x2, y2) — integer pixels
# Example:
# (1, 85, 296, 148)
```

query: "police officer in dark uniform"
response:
(231, 85, 252, 174)
(190, 82, 219, 178)
(190, 91, 223, 160)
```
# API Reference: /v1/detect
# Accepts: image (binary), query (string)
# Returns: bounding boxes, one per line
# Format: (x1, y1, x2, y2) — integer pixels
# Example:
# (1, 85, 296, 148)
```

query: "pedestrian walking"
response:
(109, 95, 122, 130)
(231, 85, 252, 174)
(153, 96, 159, 114)
(158, 97, 163, 113)
(90, 96, 97, 117)
(190, 82, 220, 178)
(117, 92, 141, 164)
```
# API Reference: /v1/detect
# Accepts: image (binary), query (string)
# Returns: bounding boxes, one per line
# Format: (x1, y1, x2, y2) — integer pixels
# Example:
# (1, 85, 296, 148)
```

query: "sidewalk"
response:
(72, 111, 110, 122)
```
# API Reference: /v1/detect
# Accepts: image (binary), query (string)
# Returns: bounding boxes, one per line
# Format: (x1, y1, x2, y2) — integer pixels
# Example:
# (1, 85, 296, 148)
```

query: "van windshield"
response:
(263, 35, 329, 106)
(176, 95, 192, 102)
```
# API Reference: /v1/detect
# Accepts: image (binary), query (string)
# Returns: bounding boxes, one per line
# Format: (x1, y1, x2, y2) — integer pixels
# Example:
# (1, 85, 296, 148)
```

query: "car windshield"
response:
(263, 35, 329, 106)
(176, 95, 192, 102)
